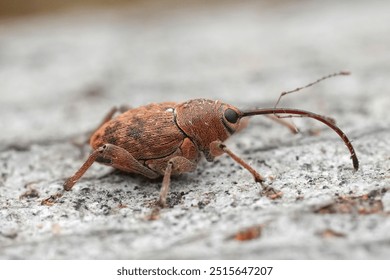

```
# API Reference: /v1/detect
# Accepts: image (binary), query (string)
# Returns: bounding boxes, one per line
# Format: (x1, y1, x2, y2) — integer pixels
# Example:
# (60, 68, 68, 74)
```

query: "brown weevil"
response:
(44, 71, 358, 207)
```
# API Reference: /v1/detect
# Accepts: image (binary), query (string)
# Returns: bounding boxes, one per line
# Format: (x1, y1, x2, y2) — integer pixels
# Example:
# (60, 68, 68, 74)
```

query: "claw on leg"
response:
(41, 189, 65, 206)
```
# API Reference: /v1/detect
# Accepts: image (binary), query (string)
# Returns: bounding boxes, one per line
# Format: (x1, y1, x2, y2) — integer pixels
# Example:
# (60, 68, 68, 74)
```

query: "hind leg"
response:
(42, 143, 158, 205)
(64, 143, 159, 191)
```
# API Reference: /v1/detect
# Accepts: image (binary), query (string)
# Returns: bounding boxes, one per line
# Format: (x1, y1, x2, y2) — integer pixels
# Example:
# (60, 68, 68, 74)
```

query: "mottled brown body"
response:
(89, 99, 240, 178)
(90, 102, 194, 177)
(43, 72, 359, 208)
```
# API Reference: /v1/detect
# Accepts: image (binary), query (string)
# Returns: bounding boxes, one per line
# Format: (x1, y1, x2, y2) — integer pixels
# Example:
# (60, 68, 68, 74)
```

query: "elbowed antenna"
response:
(274, 71, 351, 108)
(240, 108, 359, 171)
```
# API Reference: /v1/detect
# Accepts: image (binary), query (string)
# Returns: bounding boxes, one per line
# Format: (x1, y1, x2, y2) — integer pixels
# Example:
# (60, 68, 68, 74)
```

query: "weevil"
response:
(43, 72, 358, 207)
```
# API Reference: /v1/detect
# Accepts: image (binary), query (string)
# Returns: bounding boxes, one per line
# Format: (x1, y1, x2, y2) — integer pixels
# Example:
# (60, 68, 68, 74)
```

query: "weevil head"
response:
(175, 99, 243, 161)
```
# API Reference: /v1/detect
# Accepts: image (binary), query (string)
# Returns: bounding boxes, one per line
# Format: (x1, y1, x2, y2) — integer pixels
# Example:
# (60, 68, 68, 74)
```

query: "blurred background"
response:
(0, 0, 141, 18)
(0, 0, 389, 145)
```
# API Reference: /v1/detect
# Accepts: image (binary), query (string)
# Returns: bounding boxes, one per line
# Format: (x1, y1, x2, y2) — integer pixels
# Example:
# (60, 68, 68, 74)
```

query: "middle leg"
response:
(158, 156, 197, 208)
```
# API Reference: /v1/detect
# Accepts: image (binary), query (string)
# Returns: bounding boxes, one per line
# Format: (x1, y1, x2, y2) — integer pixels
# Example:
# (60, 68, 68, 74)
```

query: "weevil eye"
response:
(224, 108, 239, 123)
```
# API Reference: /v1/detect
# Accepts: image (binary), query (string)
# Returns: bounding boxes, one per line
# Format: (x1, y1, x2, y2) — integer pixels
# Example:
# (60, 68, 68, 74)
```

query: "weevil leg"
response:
(41, 147, 104, 205)
(265, 115, 299, 134)
(71, 105, 133, 150)
(158, 161, 173, 208)
(210, 140, 265, 184)
(98, 143, 159, 177)
(95, 105, 131, 129)
(158, 156, 197, 208)
(209, 141, 282, 199)
(63, 147, 105, 191)
(65, 143, 159, 190)
(42, 143, 159, 205)
(85, 105, 132, 142)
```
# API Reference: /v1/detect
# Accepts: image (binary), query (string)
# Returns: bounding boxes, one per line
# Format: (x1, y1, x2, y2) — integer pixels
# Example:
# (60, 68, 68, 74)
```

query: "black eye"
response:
(224, 108, 239, 123)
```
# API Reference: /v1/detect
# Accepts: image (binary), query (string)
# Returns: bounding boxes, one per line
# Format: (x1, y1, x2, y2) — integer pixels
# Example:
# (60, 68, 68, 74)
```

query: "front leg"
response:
(209, 141, 282, 199)
(209, 140, 265, 184)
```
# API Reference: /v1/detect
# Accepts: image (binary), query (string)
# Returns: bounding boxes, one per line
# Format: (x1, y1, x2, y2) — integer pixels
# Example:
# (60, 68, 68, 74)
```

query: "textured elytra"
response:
(90, 102, 186, 161)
